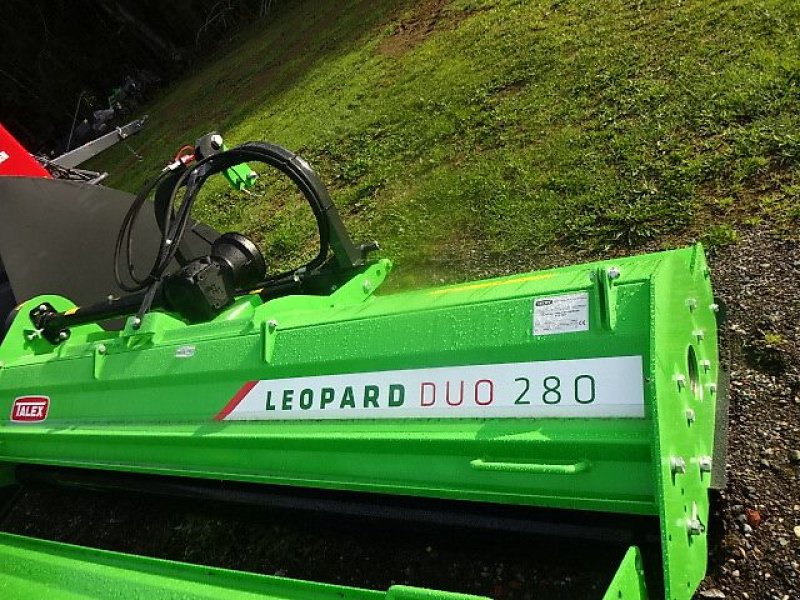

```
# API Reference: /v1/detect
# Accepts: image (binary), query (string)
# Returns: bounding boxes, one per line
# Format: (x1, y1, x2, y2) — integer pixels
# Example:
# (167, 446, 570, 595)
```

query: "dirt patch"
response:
(378, 0, 456, 57)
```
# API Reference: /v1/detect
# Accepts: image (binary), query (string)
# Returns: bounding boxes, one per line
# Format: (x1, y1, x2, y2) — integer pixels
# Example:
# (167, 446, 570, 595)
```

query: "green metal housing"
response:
(0, 532, 488, 600)
(0, 245, 720, 599)
(0, 531, 642, 600)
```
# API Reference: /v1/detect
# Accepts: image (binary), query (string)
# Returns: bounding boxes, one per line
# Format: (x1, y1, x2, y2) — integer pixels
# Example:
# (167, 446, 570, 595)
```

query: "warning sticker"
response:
(533, 292, 589, 335)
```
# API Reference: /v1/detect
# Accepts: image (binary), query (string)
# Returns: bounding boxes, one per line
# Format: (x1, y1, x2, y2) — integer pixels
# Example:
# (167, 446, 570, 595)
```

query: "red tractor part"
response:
(0, 124, 50, 178)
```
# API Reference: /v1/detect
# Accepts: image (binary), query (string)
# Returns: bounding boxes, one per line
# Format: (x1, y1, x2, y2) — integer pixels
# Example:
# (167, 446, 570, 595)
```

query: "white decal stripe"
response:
(223, 355, 646, 421)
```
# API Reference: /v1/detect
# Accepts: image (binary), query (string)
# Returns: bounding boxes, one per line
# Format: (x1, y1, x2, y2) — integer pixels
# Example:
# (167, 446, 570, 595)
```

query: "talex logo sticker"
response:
(10, 396, 50, 423)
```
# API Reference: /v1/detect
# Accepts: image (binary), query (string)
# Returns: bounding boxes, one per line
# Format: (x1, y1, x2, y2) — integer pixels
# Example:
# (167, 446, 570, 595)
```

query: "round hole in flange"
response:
(687, 345, 702, 401)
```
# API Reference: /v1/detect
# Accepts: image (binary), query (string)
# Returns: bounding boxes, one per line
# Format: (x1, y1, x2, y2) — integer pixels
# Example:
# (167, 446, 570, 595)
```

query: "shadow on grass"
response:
(102, 0, 424, 179)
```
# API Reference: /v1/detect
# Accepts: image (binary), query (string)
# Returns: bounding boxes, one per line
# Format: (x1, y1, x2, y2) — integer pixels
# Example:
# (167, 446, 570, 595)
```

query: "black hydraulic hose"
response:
(18, 139, 375, 342)
(114, 166, 178, 292)
(114, 142, 338, 297)
(111, 142, 345, 326)
(183, 143, 336, 278)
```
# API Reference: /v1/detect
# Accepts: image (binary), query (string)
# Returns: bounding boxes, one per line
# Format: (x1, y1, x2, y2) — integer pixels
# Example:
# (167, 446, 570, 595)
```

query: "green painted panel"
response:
(0, 532, 488, 600)
(601, 547, 648, 600)
(650, 246, 719, 599)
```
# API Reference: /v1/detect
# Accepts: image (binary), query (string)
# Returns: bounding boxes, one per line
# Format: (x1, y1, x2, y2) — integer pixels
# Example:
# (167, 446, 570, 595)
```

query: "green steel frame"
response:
(0, 532, 644, 600)
(0, 532, 487, 600)
(0, 245, 720, 599)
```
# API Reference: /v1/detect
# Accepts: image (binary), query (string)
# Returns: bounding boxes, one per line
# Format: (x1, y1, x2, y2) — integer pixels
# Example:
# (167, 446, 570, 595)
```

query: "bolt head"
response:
(97, 344, 107, 355)
(699, 456, 713, 473)
(687, 518, 705, 536)
(607, 267, 621, 280)
(267, 319, 278, 332)
(685, 409, 696, 423)
(670, 456, 687, 475)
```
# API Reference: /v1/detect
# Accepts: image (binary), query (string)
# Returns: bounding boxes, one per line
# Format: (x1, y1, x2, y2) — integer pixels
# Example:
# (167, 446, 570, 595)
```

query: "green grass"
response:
(88, 0, 800, 287)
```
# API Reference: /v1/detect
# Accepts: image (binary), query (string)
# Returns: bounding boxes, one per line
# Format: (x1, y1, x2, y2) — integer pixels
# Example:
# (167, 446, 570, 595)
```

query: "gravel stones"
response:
(696, 228, 799, 600)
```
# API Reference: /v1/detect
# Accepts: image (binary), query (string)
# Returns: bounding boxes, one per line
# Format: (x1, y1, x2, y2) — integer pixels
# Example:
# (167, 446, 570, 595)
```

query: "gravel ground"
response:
(695, 227, 800, 600)
(1, 227, 798, 599)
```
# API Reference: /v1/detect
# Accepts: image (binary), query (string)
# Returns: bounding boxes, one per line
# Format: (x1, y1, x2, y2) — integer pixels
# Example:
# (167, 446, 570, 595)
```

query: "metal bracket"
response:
(710, 359, 730, 490)
(595, 266, 619, 330)
(93, 344, 107, 380)
(262, 319, 278, 363)
(50, 116, 148, 169)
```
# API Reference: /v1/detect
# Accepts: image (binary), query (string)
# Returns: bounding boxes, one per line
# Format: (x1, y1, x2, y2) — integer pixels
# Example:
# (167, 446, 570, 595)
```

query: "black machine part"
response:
(115, 141, 372, 297)
(0, 176, 218, 329)
(161, 257, 232, 323)
(29, 140, 379, 342)
(0, 258, 15, 340)
(162, 233, 267, 322)
(210, 232, 267, 290)
(114, 140, 376, 325)
(15, 465, 661, 547)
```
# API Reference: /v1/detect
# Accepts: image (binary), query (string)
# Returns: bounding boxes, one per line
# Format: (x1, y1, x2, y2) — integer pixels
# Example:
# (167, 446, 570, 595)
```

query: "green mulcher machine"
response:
(0, 135, 726, 600)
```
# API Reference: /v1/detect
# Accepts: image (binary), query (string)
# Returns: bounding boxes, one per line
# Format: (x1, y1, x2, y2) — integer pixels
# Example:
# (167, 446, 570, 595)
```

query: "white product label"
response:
(217, 355, 645, 421)
(175, 345, 196, 358)
(533, 292, 589, 335)
(0, 151, 9, 165)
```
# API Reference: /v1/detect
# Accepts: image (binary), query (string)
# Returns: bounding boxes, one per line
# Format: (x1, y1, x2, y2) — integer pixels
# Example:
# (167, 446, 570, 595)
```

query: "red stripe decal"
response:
(215, 381, 258, 421)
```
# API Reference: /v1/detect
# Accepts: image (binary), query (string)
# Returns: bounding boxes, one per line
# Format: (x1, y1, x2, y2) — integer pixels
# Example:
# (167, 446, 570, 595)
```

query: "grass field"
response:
(89, 0, 800, 287)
